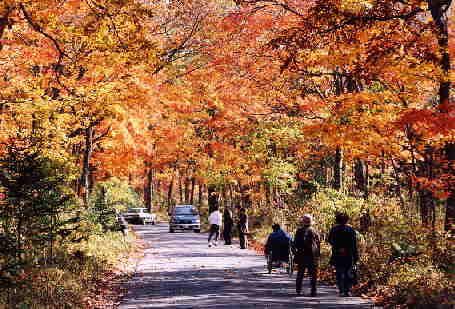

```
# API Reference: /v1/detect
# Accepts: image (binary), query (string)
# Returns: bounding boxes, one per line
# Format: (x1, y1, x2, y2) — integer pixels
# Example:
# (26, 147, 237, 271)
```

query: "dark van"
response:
(169, 205, 200, 233)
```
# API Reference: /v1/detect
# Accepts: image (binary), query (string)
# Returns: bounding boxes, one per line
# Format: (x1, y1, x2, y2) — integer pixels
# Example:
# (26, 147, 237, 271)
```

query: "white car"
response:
(122, 208, 156, 225)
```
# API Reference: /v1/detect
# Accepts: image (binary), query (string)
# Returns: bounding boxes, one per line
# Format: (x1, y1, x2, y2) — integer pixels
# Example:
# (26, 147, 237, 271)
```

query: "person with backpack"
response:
(328, 212, 359, 297)
(293, 214, 320, 297)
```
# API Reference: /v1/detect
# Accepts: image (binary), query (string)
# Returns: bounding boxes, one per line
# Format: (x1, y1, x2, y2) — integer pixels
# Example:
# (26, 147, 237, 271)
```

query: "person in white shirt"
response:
(208, 207, 222, 247)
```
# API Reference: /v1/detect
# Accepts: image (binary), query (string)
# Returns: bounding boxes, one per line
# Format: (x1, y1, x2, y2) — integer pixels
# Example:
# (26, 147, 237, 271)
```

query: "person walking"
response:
(238, 208, 248, 249)
(118, 214, 129, 237)
(208, 207, 222, 247)
(293, 214, 320, 297)
(328, 212, 359, 297)
(223, 208, 234, 245)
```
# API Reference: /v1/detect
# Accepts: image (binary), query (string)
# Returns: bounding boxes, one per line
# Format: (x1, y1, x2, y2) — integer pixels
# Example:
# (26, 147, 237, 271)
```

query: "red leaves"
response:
(399, 106, 455, 137)
(221, 12, 245, 32)
(412, 176, 452, 200)
(83, 270, 129, 309)
(249, 239, 265, 255)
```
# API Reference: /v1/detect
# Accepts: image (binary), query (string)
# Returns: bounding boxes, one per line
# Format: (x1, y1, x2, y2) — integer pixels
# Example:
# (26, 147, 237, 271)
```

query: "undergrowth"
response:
(249, 188, 455, 308)
(0, 231, 138, 309)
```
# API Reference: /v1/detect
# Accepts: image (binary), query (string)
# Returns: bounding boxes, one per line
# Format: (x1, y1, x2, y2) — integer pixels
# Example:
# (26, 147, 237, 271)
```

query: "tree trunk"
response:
(190, 177, 195, 205)
(81, 126, 93, 205)
(265, 182, 271, 205)
(420, 189, 435, 227)
(184, 176, 190, 203)
(428, 0, 451, 110)
(167, 178, 174, 210)
(427, 1, 453, 232)
(145, 168, 154, 212)
(332, 70, 344, 192)
(333, 147, 343, 191)
(156, 180, 161, 210)
(179, 175, 184, 204)
(144, 177, 150, 211)
(207, 184, 218, 213)
(391, 158, 406, 210)
(381, 151, 386, 175)
(446, 144, 455, 231)
(315, 160, 327, 185)
(198, 182, 204, 207)
(0, 8, 11, 51)
(88, 164, 95, 194)
(354, 158, 368, 199)
(240, 184, 252, 209)
(228, 183, 234, 208)
(221, 185, 227, 209)
(420, 147, 436, 228)
(16, 218, 23, 264)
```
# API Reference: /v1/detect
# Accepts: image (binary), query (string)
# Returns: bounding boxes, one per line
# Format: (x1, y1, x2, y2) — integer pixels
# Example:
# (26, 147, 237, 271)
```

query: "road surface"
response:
(119, 223, 378, 309)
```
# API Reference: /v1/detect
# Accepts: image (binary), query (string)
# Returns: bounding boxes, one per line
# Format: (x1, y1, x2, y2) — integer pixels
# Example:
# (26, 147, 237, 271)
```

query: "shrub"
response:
(0, 143, 82, 286)
(0, 231, 138, 308)
(249, 187, 454, 307)
(87, 178, 143, 232)
(379, 262, 455, 308)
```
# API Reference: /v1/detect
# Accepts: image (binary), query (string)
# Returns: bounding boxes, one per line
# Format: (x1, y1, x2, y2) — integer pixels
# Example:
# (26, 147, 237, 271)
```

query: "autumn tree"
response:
(219, 0, 454, 229)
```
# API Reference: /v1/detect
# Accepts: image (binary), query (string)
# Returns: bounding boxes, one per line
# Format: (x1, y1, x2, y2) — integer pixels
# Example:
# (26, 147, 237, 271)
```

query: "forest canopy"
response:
(0, 0, 454, 307)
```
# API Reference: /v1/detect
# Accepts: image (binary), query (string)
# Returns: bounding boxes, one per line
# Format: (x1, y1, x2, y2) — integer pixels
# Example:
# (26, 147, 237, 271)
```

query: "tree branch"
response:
(19, 3, 68, 60)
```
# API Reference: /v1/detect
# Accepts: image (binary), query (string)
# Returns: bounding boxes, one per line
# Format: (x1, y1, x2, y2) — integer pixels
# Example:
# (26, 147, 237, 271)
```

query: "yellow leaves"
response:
(0, 0, 15, 10)
(419, 1, 428, 10)
(339, 0, 374, 14)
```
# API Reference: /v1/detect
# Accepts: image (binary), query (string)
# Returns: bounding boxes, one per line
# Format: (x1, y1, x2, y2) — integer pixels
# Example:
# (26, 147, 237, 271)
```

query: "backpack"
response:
(304, 227, 321, 258)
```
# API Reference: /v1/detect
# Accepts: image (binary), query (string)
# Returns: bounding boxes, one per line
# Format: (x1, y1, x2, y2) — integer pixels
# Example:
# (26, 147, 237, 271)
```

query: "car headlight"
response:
(193, 219, 200, 223)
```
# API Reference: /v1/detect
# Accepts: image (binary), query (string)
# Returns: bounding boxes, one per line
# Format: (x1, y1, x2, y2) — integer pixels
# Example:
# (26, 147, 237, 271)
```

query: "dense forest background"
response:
(0, 0, 453, 307)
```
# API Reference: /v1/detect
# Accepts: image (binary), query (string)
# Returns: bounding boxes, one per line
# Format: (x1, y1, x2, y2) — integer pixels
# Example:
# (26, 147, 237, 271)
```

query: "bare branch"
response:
(94, 126, 111, 143)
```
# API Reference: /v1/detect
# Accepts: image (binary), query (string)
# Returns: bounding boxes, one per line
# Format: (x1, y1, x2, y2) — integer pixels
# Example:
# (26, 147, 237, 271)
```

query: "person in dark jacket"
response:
(293, 214, 320, 297)
(328, 212, 359, 297)
(118, 214, 129, 237)
(238, 208, 248, 249)
(223, 208, 234, 245)
(264, 223, 291, 263)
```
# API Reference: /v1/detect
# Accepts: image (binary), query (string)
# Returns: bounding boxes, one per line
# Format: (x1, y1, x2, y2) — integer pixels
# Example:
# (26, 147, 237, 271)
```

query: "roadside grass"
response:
(0, 229, 141, 309)
(154, 208, 170, 223)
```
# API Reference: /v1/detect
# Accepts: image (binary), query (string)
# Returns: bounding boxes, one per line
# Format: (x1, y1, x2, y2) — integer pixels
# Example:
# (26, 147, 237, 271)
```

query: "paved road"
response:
(119, 223, 378, 309)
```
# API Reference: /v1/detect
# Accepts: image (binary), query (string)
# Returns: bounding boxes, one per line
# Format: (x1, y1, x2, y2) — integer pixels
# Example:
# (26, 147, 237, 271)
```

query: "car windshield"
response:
(129, 208, 145, 213)
(174, 207, 198, 215)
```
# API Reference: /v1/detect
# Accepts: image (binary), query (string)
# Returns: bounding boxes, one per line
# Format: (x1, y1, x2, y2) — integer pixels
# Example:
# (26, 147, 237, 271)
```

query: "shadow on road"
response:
(122, 265, 377, 309)
(119, 224, 379, 309)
